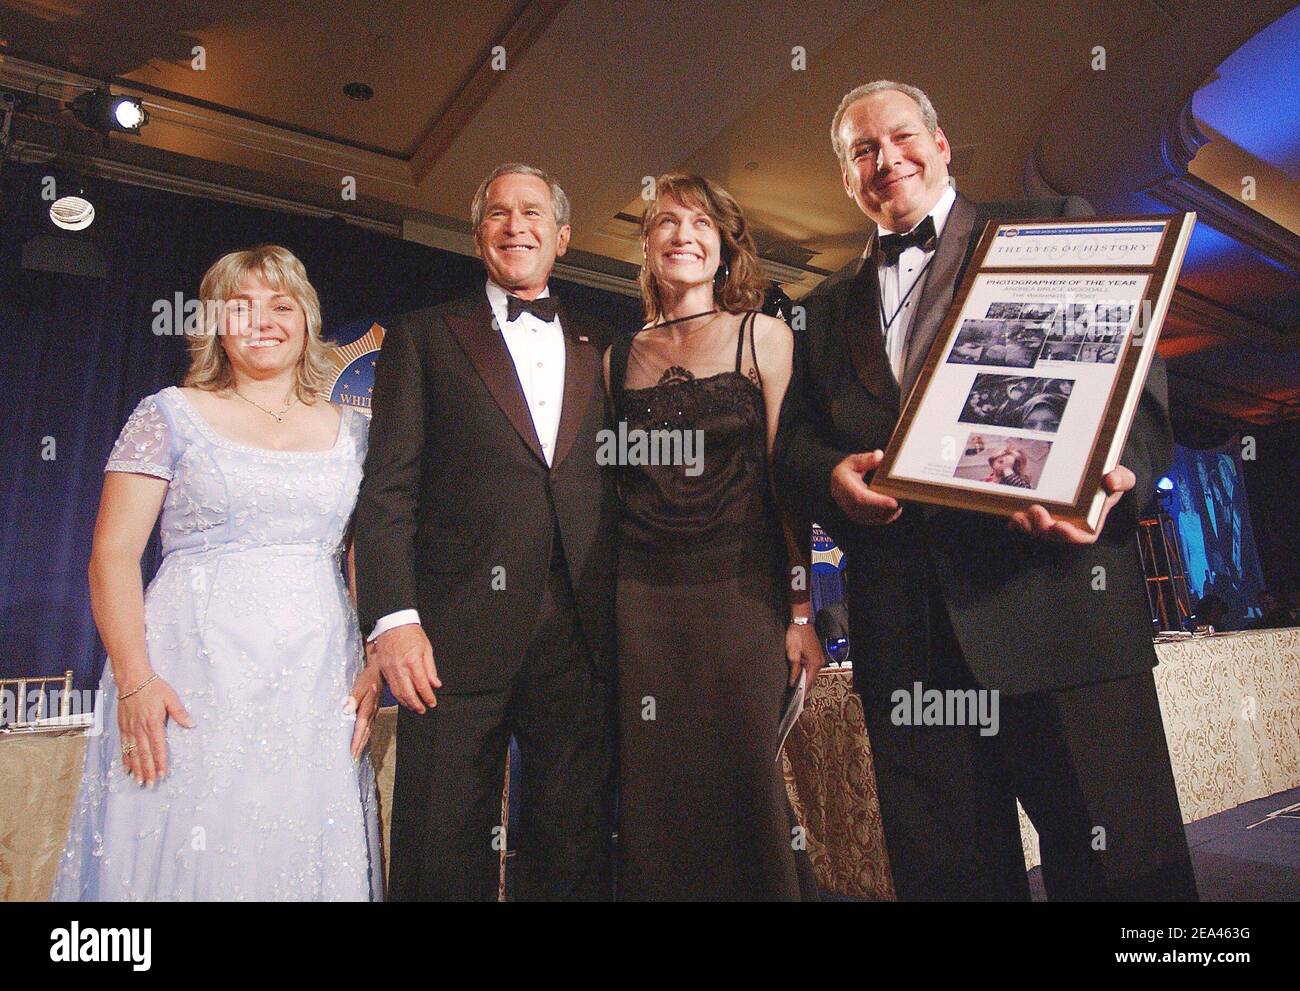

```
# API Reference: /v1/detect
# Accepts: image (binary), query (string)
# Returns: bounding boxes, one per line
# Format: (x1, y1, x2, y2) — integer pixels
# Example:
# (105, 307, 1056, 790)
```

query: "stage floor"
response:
(1025, 783, 1300, 901)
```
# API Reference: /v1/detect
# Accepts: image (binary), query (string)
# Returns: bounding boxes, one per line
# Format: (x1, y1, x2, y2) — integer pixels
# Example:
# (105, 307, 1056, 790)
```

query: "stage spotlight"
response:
(112, 98, 146, 130)
(68, 89, 149, 134)
(1156, 476, 1174, 493)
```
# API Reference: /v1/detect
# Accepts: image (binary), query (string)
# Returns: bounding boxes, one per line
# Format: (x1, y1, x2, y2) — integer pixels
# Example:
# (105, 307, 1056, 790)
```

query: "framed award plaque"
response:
(870, 213, 1197, 533)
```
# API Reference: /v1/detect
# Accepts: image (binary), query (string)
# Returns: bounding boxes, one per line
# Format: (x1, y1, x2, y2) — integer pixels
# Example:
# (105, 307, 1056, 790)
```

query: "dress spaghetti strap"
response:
(749, 312, 763, 391)
(733, 312, 749, 373)
(734, 311, 763, 389)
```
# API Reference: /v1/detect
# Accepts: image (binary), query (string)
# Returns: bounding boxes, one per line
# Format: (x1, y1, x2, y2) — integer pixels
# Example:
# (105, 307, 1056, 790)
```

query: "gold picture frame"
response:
(870, 213, 1197, 533)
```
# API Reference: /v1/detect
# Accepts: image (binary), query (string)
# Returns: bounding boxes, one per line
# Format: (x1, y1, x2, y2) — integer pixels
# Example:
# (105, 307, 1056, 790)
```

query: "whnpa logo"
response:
(323, 321, 386, 416)
(810, 523, 844, 575)
(50, 922, 151, 971)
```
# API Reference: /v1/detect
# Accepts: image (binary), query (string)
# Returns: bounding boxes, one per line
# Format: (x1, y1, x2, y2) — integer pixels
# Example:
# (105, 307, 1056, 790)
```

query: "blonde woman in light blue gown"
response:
(53, 245, 383, 901)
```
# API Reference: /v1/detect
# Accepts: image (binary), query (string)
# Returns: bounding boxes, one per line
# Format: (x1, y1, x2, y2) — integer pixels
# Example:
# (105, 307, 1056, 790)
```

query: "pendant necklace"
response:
(233, 389, 298, 422)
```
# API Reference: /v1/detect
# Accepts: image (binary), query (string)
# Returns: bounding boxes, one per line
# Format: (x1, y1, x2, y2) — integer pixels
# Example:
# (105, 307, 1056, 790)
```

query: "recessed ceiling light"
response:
(343, 82, 374, 102)
(50, 194, 95, 231)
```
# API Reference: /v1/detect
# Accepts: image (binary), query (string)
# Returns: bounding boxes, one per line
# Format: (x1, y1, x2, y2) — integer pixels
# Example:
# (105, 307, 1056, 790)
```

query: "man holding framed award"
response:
(774, 80, 1198, 901)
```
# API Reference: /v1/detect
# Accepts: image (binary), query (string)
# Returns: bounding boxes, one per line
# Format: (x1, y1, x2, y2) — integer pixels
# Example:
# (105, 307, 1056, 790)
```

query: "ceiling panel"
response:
(2, 0, 530, 154)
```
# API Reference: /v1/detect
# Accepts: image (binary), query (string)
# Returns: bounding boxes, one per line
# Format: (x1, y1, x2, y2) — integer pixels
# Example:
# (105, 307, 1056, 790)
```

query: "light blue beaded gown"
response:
(52, 387, 383, 901)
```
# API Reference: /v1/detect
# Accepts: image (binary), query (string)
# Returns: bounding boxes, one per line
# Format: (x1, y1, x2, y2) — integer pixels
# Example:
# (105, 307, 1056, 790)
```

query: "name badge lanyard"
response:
(877, 251, 936, 333)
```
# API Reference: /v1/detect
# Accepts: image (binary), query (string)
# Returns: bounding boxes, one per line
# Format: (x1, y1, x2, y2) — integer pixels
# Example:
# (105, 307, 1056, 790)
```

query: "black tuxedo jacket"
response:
(354, 290, 619, 694)
(774, 194, 1172, 695)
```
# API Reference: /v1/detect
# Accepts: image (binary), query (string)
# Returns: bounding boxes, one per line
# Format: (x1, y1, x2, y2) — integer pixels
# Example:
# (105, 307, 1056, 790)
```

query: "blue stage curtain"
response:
(0, 163, 639, 689)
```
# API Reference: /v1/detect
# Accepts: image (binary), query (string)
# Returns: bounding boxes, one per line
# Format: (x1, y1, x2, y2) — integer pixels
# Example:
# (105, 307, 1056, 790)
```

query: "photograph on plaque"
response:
(952, 433, 1054, 490)
(957, 373, 1074, 433)
(871, 214, 1196, 532)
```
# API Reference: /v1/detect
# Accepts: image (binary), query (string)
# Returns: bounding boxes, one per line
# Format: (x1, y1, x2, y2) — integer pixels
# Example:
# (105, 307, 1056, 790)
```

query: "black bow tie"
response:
(505, 293, 560, 323)
(878, 214, 938, 266)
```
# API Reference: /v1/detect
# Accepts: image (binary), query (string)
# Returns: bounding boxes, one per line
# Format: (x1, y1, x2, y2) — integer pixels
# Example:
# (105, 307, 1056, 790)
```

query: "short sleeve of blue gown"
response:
(104, 392, 177, 481)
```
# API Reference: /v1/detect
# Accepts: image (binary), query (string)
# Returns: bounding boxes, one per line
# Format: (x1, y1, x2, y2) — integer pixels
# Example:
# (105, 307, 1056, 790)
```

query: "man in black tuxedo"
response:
(775, 81, 1197, 900)
(354, 163, 618, 900)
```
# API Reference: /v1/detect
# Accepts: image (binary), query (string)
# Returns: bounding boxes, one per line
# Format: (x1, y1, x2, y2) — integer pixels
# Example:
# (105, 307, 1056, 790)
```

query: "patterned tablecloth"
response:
(780, 628, 1300, 899)
(4, 629, 1297, 901)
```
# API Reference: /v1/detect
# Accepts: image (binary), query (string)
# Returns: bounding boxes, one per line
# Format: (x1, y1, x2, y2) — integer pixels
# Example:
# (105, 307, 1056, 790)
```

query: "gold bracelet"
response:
(118, 673, 158, 701)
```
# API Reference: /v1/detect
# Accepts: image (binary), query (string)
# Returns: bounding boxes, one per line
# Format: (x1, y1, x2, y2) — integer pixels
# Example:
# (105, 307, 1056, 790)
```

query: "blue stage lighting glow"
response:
(1192, 7, 1300, 181)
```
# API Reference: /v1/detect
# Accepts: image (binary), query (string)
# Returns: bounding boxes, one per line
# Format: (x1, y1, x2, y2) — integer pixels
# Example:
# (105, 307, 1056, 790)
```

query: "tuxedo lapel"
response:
(444, 294, 546, 464)
(900, 194, 980, 401)
(552, 304, 600, 470)
(840, 242, 901, 409)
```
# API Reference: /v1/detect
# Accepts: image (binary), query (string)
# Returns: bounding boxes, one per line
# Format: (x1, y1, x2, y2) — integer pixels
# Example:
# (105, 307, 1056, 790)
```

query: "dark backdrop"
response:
(0, 162, 640, 688)
(1241, 419, 1300, 607)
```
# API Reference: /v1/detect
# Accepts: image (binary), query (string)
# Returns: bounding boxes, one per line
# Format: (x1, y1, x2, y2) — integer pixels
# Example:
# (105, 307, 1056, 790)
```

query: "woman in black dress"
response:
(604, 173, 822, 900)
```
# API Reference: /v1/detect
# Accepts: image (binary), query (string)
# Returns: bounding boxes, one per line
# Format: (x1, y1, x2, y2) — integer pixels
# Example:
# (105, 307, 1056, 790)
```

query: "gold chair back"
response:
(0, 671, 75, 727)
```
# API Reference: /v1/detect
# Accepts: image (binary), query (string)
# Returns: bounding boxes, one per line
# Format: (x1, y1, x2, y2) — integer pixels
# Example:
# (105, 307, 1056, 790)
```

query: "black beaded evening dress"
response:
(610, 311, 812, 901)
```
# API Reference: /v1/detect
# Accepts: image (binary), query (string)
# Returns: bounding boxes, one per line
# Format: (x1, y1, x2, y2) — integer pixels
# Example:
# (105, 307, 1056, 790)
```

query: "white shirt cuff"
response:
(369, 609, 421, 642)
